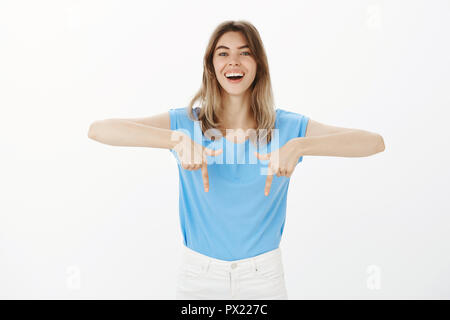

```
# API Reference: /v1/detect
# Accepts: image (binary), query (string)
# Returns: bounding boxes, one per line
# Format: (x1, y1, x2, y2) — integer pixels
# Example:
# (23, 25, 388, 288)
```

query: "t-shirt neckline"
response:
(192, 107, 278, 147)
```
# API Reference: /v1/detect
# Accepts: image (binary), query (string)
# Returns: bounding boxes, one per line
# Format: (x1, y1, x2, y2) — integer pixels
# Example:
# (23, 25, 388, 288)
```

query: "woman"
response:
(88, 20, 385, 300)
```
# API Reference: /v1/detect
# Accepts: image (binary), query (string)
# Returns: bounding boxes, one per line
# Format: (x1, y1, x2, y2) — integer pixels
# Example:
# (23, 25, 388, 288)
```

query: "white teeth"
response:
(225, 72, 244, 78)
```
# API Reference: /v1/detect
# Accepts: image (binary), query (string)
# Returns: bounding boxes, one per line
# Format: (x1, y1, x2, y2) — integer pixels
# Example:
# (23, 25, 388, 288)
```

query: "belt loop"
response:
(251, 258, 258, 273)
(204, 259, 211, 273)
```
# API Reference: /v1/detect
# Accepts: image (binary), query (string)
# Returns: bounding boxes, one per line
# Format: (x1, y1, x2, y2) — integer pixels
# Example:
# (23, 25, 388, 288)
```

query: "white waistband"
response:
(181, 245, 282, 272)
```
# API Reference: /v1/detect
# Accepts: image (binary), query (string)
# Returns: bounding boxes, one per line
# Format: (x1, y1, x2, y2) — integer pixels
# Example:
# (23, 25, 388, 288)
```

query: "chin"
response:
(222, 85, 251, 95)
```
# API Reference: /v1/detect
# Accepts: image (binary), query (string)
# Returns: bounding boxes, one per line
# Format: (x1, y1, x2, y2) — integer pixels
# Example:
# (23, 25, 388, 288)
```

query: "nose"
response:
(228, 52, 241, 66)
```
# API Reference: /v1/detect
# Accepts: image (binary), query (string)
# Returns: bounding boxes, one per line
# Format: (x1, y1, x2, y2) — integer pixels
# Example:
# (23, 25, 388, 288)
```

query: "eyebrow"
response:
(215, 44, 249, 51)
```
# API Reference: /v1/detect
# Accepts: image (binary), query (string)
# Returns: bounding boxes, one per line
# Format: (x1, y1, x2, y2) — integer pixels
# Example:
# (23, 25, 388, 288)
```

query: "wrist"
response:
(169, 130, 186, 150)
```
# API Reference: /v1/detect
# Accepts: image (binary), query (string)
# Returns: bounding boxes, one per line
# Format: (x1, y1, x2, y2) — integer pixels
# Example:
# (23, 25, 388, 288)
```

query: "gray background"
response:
(0, 0, 449, 299)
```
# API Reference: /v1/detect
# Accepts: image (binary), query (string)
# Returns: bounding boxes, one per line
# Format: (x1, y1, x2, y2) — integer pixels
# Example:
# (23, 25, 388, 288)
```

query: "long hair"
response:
(186, 20, 276, 145)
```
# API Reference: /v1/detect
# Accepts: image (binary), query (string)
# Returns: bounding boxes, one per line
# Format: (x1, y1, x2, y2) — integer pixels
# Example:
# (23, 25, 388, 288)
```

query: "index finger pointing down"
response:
(202, 161, 209, 192)
(265, 167, 274, 196)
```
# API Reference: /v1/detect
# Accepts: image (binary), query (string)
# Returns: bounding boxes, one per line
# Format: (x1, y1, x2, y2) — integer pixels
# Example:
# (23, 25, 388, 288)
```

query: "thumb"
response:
(254, 151, 270, 160)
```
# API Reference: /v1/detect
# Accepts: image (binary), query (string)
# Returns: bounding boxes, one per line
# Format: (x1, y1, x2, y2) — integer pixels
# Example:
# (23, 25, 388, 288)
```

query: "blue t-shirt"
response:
(169, 106, 309, 261)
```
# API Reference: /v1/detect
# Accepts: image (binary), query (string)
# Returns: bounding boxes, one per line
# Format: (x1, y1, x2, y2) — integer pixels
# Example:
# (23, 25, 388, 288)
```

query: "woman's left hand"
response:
(254, 138, 303, 196)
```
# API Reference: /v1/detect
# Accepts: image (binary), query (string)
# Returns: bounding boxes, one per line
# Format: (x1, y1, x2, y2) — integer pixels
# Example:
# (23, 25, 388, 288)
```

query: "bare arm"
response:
(292, 118, 385, 157)
(294, 129, 385, 158)
(87, 118, 183, 149)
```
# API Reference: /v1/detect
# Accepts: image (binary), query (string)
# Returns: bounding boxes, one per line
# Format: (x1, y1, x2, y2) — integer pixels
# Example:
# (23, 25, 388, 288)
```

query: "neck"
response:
(219, 90, 256, 131)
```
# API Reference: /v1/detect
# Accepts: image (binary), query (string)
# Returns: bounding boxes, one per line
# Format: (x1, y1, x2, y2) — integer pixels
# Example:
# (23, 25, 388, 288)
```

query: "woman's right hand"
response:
(172, 132, 223, 192)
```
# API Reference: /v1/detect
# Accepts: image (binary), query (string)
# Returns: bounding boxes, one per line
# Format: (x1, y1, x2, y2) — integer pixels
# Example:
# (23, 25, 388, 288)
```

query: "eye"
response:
(218, 52, 252, 56)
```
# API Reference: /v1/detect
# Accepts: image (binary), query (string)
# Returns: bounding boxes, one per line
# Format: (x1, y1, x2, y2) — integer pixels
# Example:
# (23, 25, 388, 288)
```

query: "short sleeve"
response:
(167, 107, 196, 157)
(168, 108, 181, 155)
(298, 115, 309, 138)
(296, 114, 309, 163)
(276, 108, 309, 164)
(169, 108, 178, 131)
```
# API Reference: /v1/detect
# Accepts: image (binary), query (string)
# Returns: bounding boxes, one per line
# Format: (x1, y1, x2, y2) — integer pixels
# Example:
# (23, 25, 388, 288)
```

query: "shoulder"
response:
(170, 106, 199, 119)
(168, 106, 198, 131)
(276, 107, 308, 120)
(169, 106, 188, 118)
(275, 107, 309, 138)
(276, 108, 304, 117)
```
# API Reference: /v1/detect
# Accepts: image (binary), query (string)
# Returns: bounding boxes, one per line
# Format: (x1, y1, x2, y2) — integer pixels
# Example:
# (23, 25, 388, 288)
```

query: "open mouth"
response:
(225, 73, 245, 83)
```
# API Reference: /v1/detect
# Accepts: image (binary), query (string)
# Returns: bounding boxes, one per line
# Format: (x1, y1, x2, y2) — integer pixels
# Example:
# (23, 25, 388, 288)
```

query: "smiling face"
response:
(212, 31, 257, 96)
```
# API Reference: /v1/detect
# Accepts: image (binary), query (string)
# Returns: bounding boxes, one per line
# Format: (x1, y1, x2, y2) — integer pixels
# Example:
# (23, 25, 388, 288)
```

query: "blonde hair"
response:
(186, 20, 276, 145)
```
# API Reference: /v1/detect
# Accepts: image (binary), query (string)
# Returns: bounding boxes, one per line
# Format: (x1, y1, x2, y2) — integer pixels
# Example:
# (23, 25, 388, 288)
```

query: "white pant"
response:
(175, 245, 288, 299)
